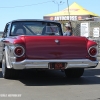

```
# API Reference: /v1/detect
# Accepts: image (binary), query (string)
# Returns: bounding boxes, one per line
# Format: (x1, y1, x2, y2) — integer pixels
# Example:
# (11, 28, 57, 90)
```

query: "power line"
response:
(0, 1, 52, 8)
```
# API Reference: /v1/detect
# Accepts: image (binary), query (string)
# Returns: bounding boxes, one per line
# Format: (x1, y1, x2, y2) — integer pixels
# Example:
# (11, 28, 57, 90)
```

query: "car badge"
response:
(55, 39, 59, 43)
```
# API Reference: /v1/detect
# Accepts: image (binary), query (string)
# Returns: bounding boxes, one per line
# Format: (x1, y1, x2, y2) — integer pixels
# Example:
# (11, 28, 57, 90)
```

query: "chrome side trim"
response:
(11, 59, 98, 69)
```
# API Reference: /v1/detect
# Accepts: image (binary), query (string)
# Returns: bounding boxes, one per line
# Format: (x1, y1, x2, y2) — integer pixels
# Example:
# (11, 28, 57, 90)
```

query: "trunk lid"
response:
(24, 36, 88, 59)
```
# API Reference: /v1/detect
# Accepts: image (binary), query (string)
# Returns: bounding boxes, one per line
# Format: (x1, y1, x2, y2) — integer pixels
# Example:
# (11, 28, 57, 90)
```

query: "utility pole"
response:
(67, 0, 70, 21)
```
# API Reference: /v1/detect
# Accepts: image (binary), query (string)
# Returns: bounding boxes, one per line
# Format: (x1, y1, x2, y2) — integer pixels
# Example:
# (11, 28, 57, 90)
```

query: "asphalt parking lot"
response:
(0, 64, 100, 100)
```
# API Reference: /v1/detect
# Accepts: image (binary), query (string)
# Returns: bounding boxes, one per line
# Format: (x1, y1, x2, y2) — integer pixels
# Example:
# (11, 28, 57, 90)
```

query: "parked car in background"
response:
(0, 19, 98, 79)
(0, 32, 3, 38)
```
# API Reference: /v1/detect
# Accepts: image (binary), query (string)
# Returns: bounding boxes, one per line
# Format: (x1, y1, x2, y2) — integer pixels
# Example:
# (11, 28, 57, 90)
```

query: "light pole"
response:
(53, 1, 64, 11)
(67, 0, 70, 21)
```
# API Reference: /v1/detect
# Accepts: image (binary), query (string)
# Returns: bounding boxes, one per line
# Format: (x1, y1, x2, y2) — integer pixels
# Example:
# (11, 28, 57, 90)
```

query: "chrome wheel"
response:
(2, 52, 15, 79)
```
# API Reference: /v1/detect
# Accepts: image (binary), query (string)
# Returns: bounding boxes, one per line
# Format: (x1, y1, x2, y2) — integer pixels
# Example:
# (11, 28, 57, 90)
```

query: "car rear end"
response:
(3, 20, 98, 79)
(11, 36, 98, 70)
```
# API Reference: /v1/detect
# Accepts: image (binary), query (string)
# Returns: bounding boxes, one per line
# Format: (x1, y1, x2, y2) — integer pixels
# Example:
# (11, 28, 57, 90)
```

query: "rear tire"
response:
(2, 53, 17, 79)
(65, 68, 84, 78)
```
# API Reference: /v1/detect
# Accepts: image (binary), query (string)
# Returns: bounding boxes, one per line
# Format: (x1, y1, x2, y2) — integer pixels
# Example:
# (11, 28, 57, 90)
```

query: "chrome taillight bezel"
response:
(13, 45, 25, 57)
(88, 45, 98, 57)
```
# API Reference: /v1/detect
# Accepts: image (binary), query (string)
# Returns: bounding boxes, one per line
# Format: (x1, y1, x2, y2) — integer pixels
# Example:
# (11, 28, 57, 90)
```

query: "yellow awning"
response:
(45, 2, 98, 17)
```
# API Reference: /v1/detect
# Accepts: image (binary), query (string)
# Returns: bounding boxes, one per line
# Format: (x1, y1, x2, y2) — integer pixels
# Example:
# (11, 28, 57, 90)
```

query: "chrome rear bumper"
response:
(11, 59, 98, 69)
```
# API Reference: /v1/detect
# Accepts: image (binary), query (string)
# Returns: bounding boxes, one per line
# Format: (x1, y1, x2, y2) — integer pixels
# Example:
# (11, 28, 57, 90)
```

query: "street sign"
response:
(93, 27, 99, 37)
(80, 23, 89, 37)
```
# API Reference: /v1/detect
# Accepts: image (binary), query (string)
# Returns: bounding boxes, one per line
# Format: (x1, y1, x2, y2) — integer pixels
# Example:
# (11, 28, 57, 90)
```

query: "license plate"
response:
(49, 63, 65, 69)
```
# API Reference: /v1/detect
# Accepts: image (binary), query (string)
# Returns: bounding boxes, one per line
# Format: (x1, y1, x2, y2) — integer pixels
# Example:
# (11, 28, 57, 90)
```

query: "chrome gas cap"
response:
(55, 39, 59, 43)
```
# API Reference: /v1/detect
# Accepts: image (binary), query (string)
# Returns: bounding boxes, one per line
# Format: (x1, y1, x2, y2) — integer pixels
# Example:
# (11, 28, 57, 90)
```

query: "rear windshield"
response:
(10, 21, 63, 36)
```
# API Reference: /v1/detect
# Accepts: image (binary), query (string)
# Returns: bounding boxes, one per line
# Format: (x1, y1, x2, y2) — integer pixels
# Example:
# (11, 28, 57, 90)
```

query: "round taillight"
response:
(88, 47, 97, 57)
(14, 46, 25, 57)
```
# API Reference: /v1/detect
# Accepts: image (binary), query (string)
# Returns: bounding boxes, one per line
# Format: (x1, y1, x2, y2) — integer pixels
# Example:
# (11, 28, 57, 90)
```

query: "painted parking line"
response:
(82, 75, 100, 78)
(95, 75, 100, 77)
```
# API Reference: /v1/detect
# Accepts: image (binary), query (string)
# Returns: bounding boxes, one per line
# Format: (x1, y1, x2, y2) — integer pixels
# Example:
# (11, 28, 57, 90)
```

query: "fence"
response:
(69, 21, 100, 57)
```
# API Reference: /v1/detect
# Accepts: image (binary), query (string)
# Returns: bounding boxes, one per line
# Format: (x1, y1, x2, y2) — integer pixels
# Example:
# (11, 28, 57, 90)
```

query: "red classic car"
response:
(0, 19, 98, 79)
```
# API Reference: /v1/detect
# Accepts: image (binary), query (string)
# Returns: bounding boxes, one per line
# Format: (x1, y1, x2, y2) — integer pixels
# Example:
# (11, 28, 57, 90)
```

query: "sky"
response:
(0, 0, 100, 31)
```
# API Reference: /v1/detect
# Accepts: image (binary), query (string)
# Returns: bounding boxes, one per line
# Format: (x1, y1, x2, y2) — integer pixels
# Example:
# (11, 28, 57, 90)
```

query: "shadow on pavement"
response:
(17, 68, 100, 86)
(0, 68, 100, 86)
